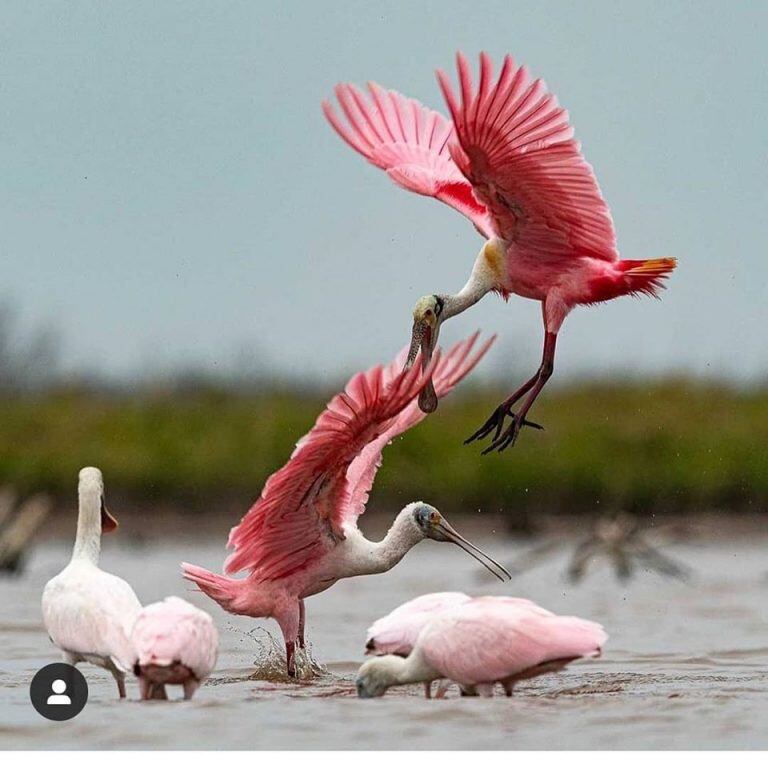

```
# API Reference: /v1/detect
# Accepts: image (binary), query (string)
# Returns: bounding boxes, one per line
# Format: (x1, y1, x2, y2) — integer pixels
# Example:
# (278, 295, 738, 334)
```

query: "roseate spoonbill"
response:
(356, 595, 607, 698)
(183, 333, 510, 677)
(365, 591, 471, 698)
(324, 51, 676, 452)
(365, 591, 470, 656)
(130, 596, 219, 701)
(42, 467, 142, 699)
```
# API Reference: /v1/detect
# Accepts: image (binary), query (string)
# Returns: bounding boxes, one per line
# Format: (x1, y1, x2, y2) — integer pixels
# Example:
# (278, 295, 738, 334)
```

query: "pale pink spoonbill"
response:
(365, 591, 470, 657)
(183, 333, 510, 677)
(324, 51, 676, 451)
(365, 590, 470, 698)
(42, 467, 142, 698)
(130, 596, 218, 701)
(356, 595, 607, 698)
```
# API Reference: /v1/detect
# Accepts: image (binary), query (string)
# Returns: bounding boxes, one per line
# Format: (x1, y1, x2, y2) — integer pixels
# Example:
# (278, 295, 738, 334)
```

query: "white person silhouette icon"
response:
(46, 679, 72, 705)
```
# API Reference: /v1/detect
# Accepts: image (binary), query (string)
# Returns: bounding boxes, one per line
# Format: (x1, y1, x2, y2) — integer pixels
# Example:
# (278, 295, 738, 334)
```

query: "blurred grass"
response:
(0, 379, 766, 519)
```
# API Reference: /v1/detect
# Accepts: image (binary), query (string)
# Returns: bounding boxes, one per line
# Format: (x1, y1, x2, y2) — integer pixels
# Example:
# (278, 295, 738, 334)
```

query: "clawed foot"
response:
(465, 404, 543, 452)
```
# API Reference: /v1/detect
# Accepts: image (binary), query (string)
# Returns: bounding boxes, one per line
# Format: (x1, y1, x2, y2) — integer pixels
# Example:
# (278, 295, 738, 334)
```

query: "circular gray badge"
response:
(30, 663, 88, 721)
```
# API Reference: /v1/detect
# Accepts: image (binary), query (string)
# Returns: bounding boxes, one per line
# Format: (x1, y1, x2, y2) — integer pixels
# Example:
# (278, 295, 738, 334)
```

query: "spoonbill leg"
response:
(467, 331, 556, 452)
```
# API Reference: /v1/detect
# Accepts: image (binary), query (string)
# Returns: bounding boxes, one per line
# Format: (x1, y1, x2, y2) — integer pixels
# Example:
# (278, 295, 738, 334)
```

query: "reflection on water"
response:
(1, 518, 767, 749)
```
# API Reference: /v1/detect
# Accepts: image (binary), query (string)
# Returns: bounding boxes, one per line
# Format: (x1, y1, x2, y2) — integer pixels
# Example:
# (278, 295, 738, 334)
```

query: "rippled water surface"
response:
(1, 516, 767, 749)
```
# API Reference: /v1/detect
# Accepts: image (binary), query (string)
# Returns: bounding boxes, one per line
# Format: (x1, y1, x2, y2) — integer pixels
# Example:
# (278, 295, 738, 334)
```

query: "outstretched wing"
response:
(438, 52, 618, 263)
(344, 332, 494, 525)
(223, 348, 442, 580)
(323, 83, 494, 238)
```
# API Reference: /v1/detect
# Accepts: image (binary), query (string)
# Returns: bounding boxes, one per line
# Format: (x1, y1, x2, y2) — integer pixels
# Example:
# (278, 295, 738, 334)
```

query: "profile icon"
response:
(30, 663, 88, 721)
(46, 678, 72, 706)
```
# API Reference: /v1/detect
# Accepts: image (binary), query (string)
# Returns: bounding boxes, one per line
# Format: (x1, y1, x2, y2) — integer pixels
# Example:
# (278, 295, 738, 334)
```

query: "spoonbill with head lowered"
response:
(42, 467, 142, 698)
(130, 596, 218, 701)
(182, 333, 509, 677)
(323, 51, 676, 452)
(357, 595, 607, 698)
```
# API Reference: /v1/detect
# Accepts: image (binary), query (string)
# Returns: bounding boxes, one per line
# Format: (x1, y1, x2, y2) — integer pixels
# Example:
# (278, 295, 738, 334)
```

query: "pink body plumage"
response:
(365, 592, 471, 656)
(182, 334, 500, 676)
(357, 596, 607, 698)
(130, 596, 218, 700)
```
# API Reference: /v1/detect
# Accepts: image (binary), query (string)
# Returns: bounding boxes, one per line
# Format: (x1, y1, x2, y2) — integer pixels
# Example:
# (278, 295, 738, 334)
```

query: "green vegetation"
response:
(1, 380, 766, 520)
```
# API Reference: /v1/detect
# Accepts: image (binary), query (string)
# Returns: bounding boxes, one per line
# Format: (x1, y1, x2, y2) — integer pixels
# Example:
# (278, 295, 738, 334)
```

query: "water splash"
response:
(230, 624, 327, 681)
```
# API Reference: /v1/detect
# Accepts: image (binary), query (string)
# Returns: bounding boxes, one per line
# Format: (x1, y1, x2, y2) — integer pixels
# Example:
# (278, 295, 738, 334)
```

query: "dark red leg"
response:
(298, 600, 306, 649)
(465, 371, 543, 445)
(286, 640, 296, 677)
(483, 332, 557, 453)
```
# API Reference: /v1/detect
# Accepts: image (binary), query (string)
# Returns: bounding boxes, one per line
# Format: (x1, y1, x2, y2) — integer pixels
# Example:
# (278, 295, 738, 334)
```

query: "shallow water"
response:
(1, 517, 767, 749)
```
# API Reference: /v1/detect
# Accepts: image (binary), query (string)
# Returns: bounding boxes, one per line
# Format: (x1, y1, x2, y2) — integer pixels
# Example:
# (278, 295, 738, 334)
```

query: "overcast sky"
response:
(1, 1, 765, 383)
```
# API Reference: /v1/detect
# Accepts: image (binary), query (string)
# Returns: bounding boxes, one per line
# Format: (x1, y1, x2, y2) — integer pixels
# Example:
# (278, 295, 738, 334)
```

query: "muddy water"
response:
(1, 517, 767, 749)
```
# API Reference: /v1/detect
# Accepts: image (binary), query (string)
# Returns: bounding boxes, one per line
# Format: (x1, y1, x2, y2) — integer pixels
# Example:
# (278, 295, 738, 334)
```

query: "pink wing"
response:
(420, 597, 607, 685)
(438, 52, 618, 263)
(365, 592, 471, 656)
(344, 332, 495, 525)
(323, 83, 495, 238)
(130, 597, 219, 680)
(223, 344, 451, 580)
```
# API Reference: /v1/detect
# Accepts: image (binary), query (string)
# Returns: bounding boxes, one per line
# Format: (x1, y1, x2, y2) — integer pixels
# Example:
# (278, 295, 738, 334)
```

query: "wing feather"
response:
(223, 351, 439, 580)
(438, 52, 619, 263)
(343, 332, 494, 524)
(323, 84, 494, 238)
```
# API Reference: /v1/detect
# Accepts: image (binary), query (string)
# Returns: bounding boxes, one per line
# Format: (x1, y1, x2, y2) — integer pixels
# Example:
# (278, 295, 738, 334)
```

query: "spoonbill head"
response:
(183, 333, 505, 677)
(325, 51, 676, 452)
(356, 596, 607, 699)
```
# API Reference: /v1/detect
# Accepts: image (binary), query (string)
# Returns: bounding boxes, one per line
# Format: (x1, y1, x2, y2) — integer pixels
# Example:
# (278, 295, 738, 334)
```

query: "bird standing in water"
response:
(42, 467, 142, 698)
(324, 51, 676, 452)
(183, 334, 510, 677)
(357, 596, 607, 698)
(130, 596, 218, 701)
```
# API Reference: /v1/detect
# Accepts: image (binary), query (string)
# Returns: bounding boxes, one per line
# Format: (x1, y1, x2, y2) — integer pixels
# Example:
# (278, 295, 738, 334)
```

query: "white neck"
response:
(441, 243, 497, 319)
(370, 650, 437, 687)
(359, 508, 424, 575)
(72, 485, 101, 565)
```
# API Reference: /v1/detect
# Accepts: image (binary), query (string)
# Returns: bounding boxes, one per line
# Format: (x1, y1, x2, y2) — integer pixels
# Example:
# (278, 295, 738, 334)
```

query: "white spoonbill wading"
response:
(41, 467, 142, 699)
(324, 51, 676, 452)
(183, 333, 510, 677)
(130, 596, 218, 701)
(356, 596, 607, 698)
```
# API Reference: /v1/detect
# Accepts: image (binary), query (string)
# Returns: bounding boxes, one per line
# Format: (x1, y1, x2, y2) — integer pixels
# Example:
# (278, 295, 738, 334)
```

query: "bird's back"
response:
(418, 597, 607, 685)
(42, 560, 142, 671)
(130, 596, 218, 680)
(366, 592, 470, 656)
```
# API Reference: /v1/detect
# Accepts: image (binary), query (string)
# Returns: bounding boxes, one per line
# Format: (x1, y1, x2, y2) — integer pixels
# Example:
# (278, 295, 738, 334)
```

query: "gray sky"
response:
(1, 1, 765, 383)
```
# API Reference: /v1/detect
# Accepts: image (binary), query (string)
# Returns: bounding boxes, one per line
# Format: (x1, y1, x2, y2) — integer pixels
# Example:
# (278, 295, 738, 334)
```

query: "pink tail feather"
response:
(181, 562, 247, 615)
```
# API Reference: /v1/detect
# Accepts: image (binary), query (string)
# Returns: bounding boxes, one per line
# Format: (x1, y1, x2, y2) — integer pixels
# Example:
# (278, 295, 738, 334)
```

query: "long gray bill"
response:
(406, 320, 438, 413)
(438, 520, 512, 582)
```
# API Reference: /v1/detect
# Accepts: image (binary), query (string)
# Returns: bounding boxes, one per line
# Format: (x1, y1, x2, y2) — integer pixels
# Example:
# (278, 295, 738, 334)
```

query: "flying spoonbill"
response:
(324, 51, 676, 451)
